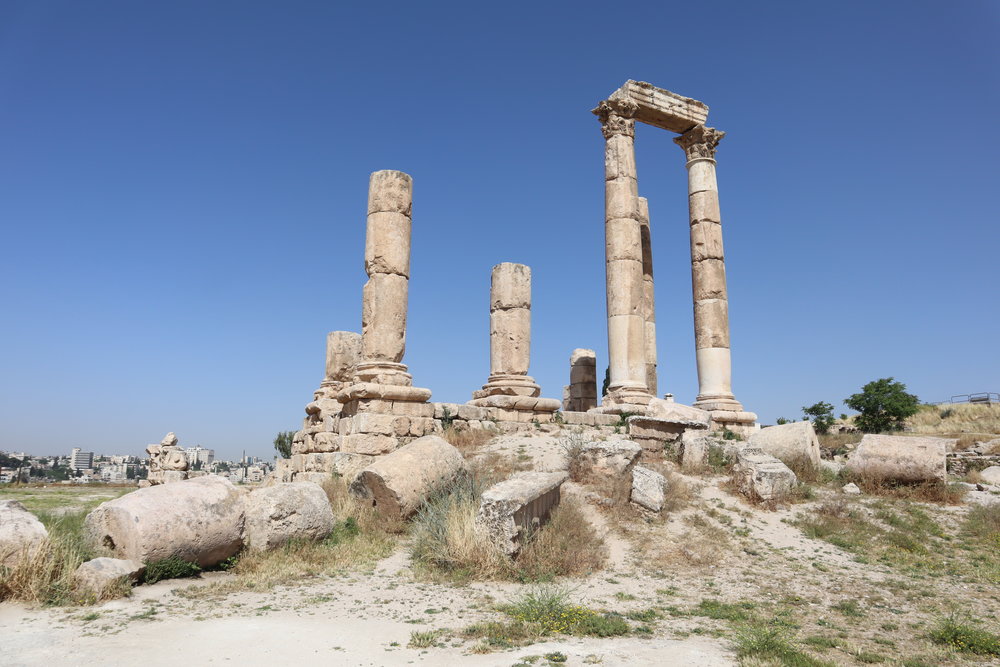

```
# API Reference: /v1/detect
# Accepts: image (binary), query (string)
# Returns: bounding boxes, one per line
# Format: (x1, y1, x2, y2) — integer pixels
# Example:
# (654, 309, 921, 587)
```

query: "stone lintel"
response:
(338, 382, 431, 404)
(469, 395, 561, 413)
(608, 80, 709, 134)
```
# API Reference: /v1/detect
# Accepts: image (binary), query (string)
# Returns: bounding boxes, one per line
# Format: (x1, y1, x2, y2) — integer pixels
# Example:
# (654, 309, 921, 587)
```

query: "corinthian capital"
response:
(674, 125, 725, 161)
(592, 98, 639, 139)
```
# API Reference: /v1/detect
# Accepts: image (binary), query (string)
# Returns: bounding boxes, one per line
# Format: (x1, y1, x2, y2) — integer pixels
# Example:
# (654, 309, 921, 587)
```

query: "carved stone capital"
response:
(592, 98, 639, 139)
(674, 125, 725, 161)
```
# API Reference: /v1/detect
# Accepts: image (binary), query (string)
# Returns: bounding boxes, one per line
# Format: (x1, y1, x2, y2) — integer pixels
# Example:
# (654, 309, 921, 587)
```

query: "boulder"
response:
(349, 435, 468, 519)
(979, 466, 1000, 486)
(243, 482, 335, 552)
(749, 421, 821, 469)
(845, 434, 951, 484)
(476, 471, 568, 554)
(631, 466, 667, 512)
(576, 438, 641, 477)
(0, 500, 48, 566)
(731, 447, 797, 502)
(977, 439, 1000, 455)
(74, 557, 145, 595)
(842, 482, 862, 495)
(84, 476, 245, 567)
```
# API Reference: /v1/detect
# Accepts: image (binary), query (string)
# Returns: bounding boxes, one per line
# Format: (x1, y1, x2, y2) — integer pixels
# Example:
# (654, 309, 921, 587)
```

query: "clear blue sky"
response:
(2, 1, 997, 459)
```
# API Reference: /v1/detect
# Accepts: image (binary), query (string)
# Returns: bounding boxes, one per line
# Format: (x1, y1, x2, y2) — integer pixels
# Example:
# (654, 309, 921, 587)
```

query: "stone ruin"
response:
(282, 80, 764, 484)
(143, 432, 189, 486)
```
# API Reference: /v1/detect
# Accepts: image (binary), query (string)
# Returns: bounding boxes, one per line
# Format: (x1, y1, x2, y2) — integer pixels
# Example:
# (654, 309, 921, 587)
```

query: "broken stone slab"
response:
(577, 438, 641, 476)
(84, 476, 245, 568)
(680, 431, 742, 472)
(978, 466, 1000, 486)
(748, 421, 821, 469)
(0, 500, 48, 567)
(731, 447, 797, 502)
(631, 466, 666, 512)
(846, 434, 951, 484)
(243, 482, 335, 553)
(349, 435, 467, 519)
(74, 557, 145, 595)
(476, 471, 569, 555)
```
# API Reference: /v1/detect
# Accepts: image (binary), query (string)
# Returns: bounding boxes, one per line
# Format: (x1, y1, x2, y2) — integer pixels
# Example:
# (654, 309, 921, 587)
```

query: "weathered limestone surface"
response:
(145, 432, 188, 485)
(243, 482, 335, 552)
(638, 196, 657, 397)
(74, 558, 145, 594)
(472, 263, 539, 400)
(631, 465, 666, 512)
(84, 476, 245, 567)
(578, 438, 642, 477)
(476, 471, 569, 555)
(846, 435, 951, 483)
(593, 96, 651, 411)
(979, 466, 1000, 485)
(749, 421, 821, 469)
(646, 397, 711, 427)
(732, 447, 797, 501)
(607, 80, 709, 133)
(350, 435, 467, 519)
(563, 348, 598, 412)
(0, 500, 48, 566)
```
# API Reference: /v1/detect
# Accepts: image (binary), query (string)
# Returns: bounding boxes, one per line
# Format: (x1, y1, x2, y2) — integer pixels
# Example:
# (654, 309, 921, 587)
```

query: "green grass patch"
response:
(928, 613, 1000, 656)
(733, 622, 833, 667)
(142, 556, 201, 584)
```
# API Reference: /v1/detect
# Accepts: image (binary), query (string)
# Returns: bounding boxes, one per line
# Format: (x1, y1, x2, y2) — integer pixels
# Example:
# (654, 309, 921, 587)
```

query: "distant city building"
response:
(70, 447, 94, 471)
(184, 446, 215, 467)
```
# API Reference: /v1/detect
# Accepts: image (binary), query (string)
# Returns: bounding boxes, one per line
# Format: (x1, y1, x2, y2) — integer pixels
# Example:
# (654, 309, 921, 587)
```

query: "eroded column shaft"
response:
(324, 331, 362, 386)
(674, 126, 741, 410)
(567, 348, 598, 412)
(594, 98, 648, 403)
(638, 196, 657, 397)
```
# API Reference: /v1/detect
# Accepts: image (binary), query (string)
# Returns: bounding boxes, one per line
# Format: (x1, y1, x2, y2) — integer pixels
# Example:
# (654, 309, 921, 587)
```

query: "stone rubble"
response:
(476, 471, 569, 555)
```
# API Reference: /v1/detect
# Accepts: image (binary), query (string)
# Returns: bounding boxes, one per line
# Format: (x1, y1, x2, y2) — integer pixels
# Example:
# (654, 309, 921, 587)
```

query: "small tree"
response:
(802, 401, 836, 434)
(273, 431, 295, 459)
(844, 378, 920, 433)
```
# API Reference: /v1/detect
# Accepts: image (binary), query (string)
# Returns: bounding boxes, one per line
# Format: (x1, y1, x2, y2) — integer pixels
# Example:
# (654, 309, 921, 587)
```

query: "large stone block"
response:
(605, 178, 639, 220)
(690, 220, 725, 262)
(688, 190, 721, 223)
(846, 435, 951, 483)
(341, 432, 397, 455)
(631, 466, 667, 512)
(243, 482, 335, 553)
(360, 273, 408, 363)
(74, 558, 144, 595)
(310, 431, 341, 452)
(577, 438, 641, 476)
(605, 218, 642, 261)
(349, 435, 468, 519)
(325, 331, 361, 383)
(609, 80, 709, 133)
(490, 263, 531, 310)
(367, 169, 412, 215)
(365, 211, 411, 277)
(731, 447, 797, 502)
(490, 308, 530, 375)
(84, 476, 244, 567)
(0, 500, 48, 566)
(749, 421, 821, 469)
(476, 471, 568, 554)
(691, 258, 728, 301)
(693, 299, 731, 349)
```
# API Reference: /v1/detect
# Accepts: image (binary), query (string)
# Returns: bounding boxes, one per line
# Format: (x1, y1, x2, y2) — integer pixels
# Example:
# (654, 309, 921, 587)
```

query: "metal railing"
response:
(949, 392, 1000, 405)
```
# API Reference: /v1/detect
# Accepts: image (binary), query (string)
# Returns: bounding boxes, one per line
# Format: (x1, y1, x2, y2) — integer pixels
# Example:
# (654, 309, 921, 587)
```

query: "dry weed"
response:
(907, 403, 1000, 436)
(440, 426, 496, 454)
(849, 472, 967, 505)
(516, 499, 607, 579)
(646, 522, 732, 568)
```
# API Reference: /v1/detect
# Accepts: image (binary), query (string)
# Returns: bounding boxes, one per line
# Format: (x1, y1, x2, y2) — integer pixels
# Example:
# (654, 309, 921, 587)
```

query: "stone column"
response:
(674, 126, 744, 412)
(566, 348, 598, 412)
(354, 170, 415, 387)
(322, 331, 361, 389)
(593, 98, 651, 409)
(471, 263, 542, 401)
(638, 196, 657, 397)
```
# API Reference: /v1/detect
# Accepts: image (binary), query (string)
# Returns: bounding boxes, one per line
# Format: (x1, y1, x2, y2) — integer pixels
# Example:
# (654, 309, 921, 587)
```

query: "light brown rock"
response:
(325, 331, 361, 384)
(846, 434, 950, 483)
(74, 557, 144, 595)
(0, 500, 48, 566)
(476, 471, 568, 554)
(749, 421, 821, 469)
(731, 447, 797, 502)
(243, 482, 335, 552)
(84, 476, 244, 567)
(349, 435, 468, 519)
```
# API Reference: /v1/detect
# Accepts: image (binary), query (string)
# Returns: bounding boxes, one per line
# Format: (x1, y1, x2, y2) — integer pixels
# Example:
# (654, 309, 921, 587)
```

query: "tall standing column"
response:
(638, 196, 657, 397)
(674, 126, 744, 412)
(593, 97, 651, 409)
(354, 170, 415, 387)
(471, 263, 542, 401)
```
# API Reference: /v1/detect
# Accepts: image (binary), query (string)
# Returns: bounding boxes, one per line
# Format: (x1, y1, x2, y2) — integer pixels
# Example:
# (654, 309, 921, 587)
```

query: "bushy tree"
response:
(844, 378, 920, 433)
(802, 401, 836, 434)
(273, 431, 295, 459)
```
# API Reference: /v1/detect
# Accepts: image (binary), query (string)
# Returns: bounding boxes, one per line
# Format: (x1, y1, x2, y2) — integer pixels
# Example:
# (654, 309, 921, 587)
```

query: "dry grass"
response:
(646, 520, 732, 568)
(847, 470, 967, 505)
(515, 500, 607, 580)
(907, 403, 1000, 437)
(817, 431, 864, 455)
(440, 426, 496, 454)
(179, 476, 399, 598)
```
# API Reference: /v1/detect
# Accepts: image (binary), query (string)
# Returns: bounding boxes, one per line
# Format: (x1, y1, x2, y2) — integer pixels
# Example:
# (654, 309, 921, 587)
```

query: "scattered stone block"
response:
(243, 482, 335, 552)
(476, 471, 568, 554)
(842, 482, 862, 495)
(631, 466, 667, 512)
(577, 438, 641, 477)
(0, 500, 48, 567)
(731, 447, 797, 502)
(84, 476, 245, 568)
(979, 466, 1000, 486)
(74, 557, 144, 595)
(349, 435, 467, 519)
(846, 434, 951, 484)
(749, 421, 821, 469)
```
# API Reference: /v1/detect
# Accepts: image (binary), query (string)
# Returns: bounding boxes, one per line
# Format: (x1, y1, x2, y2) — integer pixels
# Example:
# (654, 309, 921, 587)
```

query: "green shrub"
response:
(143, 556, 201, 584)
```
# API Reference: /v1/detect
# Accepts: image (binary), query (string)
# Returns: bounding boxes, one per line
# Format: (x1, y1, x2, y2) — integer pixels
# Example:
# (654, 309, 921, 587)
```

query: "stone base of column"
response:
(468, 394, 561, 413)
(590, 386, 653, 415)
(331, 381, 434, 455)
(353, 361, 414, 387)
(707, 408, 759, 440)
(471, 373, 542, 401)
(693, 393, 745, 413)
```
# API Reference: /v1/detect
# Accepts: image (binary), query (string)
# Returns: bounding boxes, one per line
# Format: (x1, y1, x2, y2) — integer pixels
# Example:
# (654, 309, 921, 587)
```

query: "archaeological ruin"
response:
(280, 80, 761, 484)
